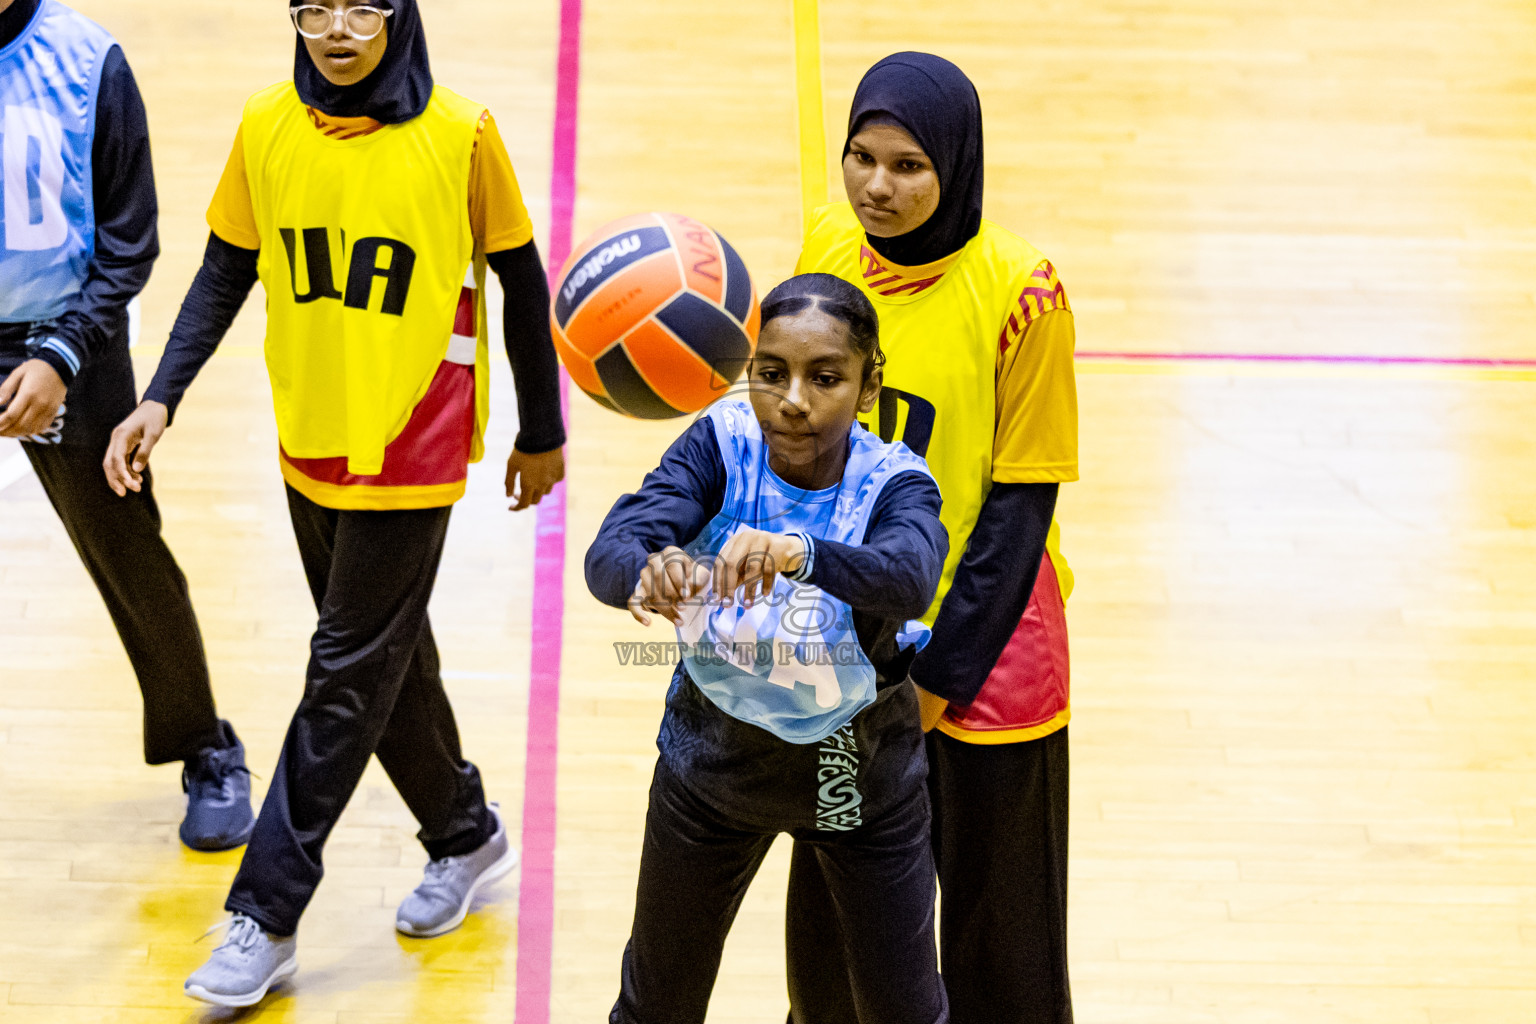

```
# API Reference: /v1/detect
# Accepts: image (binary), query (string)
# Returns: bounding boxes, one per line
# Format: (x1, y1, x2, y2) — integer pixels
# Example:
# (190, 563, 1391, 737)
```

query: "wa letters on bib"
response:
(241, 82, 489, 478)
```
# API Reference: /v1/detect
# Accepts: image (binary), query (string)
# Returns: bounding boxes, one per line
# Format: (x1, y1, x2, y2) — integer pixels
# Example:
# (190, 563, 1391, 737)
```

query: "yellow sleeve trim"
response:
(993, 302, 1078, 481)
(936, 706, 1070, 745)
(471, 112, 535, 254)
(280, 459, 466, 511)
(991, 461, 1080, 484)
(206, 123, 261, 250)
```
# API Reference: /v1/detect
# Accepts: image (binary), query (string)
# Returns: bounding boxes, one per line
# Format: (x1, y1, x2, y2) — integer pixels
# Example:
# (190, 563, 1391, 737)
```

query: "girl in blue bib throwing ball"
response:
(587, 273, 950, 1024)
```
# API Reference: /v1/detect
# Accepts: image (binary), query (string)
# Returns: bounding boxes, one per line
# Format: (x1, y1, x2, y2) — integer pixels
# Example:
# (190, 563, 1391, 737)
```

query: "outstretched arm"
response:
(803, 472, 948, 619)
(103, 233, 258, 496)
(585, 418, 725, 612)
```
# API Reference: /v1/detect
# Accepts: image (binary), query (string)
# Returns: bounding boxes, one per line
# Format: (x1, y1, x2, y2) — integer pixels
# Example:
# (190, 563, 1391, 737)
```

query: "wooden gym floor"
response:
(0, 0, 1533, 1021)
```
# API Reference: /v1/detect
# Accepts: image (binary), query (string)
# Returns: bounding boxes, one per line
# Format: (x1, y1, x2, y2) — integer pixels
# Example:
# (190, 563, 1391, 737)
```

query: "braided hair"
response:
(758, 273, 885, 382)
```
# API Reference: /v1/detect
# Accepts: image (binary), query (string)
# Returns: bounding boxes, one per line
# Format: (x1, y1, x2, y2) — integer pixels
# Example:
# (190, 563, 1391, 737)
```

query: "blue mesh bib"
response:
(677, 399, 934, 743)
(0, 0, 111, 322)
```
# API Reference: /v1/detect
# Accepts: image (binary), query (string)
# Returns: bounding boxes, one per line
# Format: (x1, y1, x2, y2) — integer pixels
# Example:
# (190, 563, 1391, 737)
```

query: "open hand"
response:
(0, 359, 67, 438)
(628, 546, 711, 626)
(103, 400, 170, 496)
(506, 446, 565, 511)
(712, 529, 807, 609)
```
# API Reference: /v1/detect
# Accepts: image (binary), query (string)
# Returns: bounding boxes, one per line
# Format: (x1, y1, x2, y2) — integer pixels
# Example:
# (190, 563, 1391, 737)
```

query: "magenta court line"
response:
(1076, 350, 1536, 368)
(513, 0, 580, 1020)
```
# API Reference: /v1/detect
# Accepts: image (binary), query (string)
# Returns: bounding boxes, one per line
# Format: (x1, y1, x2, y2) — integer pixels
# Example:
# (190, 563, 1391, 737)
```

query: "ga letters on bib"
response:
(797, 203, 1079, 744)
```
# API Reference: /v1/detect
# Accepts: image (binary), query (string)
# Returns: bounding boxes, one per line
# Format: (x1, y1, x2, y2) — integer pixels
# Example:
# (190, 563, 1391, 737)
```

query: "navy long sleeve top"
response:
(586, 417, 949, 687)
(141, 233, 257, 421)
(0, 1, 158, 444)
(910, 481, 1059, 705)
(588, 417, 948, 827)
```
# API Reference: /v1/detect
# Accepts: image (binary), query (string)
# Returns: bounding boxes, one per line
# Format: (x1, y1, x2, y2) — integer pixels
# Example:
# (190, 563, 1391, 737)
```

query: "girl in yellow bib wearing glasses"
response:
(106, 0, 566, 1007)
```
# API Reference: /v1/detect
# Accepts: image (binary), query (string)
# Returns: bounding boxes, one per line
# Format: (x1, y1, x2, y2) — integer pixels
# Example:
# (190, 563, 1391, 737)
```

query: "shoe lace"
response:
(182, 745, 252, 797)
(199, 914, 263, 953)
(416, 855, 463, 899)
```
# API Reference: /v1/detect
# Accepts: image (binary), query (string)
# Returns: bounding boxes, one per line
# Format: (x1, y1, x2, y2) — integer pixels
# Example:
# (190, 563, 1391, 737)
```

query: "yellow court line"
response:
(793, 0, 828, 235)
(1076, 358, 1536, 383)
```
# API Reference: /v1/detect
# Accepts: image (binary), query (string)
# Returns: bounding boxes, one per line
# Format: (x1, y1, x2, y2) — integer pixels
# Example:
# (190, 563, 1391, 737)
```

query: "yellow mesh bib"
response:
(242, 82, 489, 476)
(797, 203, 1073, 622)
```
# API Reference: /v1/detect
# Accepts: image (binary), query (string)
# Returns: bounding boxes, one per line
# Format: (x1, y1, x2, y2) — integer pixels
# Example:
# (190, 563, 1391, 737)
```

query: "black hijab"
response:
(844, 52, 984, 267)
(293, 0, 433, 124)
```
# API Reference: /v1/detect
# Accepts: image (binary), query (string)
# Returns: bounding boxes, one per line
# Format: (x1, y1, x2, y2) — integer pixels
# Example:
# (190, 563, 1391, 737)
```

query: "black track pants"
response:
(225, 487, 495, 936)
(928, 727, 1072, 1024)
(613, 758, 948, 1024)
(23, 441, 221, 764)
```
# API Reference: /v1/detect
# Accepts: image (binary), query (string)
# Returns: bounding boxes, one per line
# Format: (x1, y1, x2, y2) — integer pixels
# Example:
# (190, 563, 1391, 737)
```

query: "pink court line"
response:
(1076, 350, 1536, 368)
(513, 0, 580, 1020)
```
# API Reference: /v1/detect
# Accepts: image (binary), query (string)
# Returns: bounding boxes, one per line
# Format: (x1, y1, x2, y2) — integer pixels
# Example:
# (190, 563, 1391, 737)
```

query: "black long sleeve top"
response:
(909, 481, 1059, 706)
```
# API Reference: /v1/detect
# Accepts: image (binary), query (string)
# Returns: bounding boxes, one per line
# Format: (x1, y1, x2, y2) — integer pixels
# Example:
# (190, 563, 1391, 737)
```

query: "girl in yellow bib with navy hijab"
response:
(106, 0, 567, 1007)
(788, 53, 1080, 1024)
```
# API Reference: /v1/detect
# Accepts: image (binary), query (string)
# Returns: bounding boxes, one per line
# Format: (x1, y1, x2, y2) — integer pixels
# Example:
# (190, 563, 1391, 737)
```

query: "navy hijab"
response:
(844, 53, 984, 267)
(293, 0, 433, 124)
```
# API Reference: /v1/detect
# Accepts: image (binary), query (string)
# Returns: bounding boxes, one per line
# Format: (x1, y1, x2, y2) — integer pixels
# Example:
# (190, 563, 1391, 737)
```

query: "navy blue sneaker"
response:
(180, 721, 255, 852)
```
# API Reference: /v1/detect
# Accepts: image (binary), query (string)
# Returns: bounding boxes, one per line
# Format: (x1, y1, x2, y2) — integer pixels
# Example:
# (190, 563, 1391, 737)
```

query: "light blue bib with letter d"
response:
(676, 398, 933, 744)
(0, 0, 113, 323)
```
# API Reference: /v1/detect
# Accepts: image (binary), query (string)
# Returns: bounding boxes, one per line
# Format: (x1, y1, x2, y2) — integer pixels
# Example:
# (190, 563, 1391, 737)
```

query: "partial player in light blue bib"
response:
(0, 0, 113, 323)
(676, 398, 933, 744)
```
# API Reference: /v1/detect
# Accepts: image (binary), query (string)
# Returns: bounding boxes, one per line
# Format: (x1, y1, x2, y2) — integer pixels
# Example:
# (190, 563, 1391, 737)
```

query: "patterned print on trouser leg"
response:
(816, 724, 864, 831)
(792, 782, 948, 1024)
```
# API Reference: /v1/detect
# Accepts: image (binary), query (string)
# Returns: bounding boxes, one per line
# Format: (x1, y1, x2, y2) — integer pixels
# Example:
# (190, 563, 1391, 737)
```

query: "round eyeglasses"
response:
(290, 4, 393, 41)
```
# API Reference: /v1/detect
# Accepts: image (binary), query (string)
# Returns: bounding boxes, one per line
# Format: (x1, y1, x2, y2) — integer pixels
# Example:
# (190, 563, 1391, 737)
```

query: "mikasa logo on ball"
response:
(562, 234, 643, 302)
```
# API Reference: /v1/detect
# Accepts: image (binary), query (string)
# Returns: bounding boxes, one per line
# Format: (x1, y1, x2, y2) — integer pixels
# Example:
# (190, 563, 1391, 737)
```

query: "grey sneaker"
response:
(184, 914, 297, 1007)
(396, 806, 518, 938)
